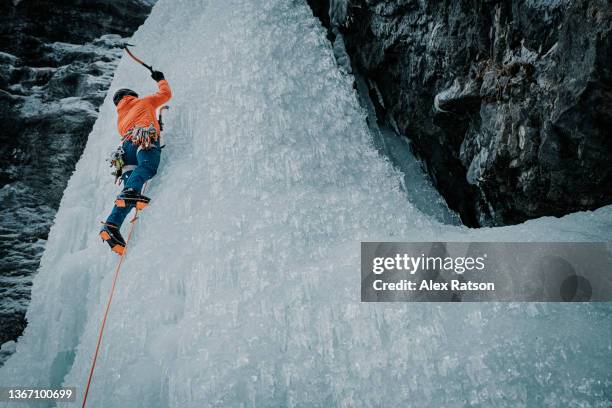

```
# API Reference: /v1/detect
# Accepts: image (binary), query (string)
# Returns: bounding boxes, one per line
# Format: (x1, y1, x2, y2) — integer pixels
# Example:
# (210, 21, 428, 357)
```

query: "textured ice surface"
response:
(1, 0, 611, 406)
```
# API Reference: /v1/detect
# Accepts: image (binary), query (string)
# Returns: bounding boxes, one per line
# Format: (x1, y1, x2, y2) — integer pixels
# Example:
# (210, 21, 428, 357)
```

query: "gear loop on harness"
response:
(123, 123, 159, 150)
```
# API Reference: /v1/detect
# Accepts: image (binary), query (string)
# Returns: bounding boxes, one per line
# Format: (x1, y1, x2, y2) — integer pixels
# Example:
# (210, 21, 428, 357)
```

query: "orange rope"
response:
(81, 182, 148, 408)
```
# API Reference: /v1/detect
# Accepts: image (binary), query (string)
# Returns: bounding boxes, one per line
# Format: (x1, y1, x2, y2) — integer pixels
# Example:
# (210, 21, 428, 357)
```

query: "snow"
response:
(1, 0, 612, 406)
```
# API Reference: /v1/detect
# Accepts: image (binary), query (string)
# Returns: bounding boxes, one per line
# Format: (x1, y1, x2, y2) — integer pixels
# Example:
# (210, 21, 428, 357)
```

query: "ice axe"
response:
(122, 44, 154, 73)
(158, 105, 170, 132)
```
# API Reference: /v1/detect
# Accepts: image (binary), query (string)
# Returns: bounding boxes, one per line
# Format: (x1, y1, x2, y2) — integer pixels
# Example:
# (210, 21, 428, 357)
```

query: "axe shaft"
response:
(123, 45, 154, 73)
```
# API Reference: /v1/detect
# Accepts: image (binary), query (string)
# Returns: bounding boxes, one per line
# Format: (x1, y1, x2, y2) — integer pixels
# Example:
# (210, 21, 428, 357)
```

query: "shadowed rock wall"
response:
(0, 0, 155, 348)
(309, 0, 612, 226)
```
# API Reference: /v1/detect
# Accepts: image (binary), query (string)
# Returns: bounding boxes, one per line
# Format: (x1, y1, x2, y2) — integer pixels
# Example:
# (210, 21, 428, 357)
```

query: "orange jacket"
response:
(116, 79, 172, 137)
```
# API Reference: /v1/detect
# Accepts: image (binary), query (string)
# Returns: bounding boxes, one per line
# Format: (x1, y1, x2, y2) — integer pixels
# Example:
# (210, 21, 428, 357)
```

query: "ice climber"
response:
(100, 70, 172, 254)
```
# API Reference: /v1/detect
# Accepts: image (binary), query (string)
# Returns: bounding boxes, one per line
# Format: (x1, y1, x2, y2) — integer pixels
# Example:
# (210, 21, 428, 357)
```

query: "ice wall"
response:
(1, 0, 611, 406)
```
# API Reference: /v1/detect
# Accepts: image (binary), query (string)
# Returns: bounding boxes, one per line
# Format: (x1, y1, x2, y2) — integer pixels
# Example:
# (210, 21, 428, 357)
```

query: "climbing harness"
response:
(82, 182, 148, 408)
(107, 106, 169, 184)
(124, 123, 159, 150)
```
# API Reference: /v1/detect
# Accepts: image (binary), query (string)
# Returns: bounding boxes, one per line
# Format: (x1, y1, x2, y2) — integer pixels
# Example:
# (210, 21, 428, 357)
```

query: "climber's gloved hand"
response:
(151, 70, 165, 82)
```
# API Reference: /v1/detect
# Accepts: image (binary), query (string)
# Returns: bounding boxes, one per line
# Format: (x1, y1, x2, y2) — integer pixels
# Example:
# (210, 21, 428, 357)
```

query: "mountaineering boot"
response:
(100, 223, 126, 255)
(115, 188, 151, 210)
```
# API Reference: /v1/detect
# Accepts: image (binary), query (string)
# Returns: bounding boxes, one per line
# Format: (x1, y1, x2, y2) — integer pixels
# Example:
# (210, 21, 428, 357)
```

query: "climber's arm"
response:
(144, 77, 172, 108)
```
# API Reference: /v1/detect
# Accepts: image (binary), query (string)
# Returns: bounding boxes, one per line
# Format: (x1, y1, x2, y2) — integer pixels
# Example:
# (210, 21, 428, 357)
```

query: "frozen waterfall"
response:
(2, 0, 611, 406)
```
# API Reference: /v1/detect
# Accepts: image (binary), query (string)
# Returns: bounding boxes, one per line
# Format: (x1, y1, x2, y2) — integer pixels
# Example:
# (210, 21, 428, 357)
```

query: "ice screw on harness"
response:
(126, 123, 158, 150)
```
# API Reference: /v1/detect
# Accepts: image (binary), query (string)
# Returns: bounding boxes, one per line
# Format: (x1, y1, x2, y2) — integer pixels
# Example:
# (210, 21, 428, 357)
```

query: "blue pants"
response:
(106, 139, 161, 228)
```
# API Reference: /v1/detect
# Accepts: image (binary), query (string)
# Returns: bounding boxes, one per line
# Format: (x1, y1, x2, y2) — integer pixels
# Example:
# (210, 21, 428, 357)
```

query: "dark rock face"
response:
(309, 0, 612, 226)
(0, 0, 155, 349)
